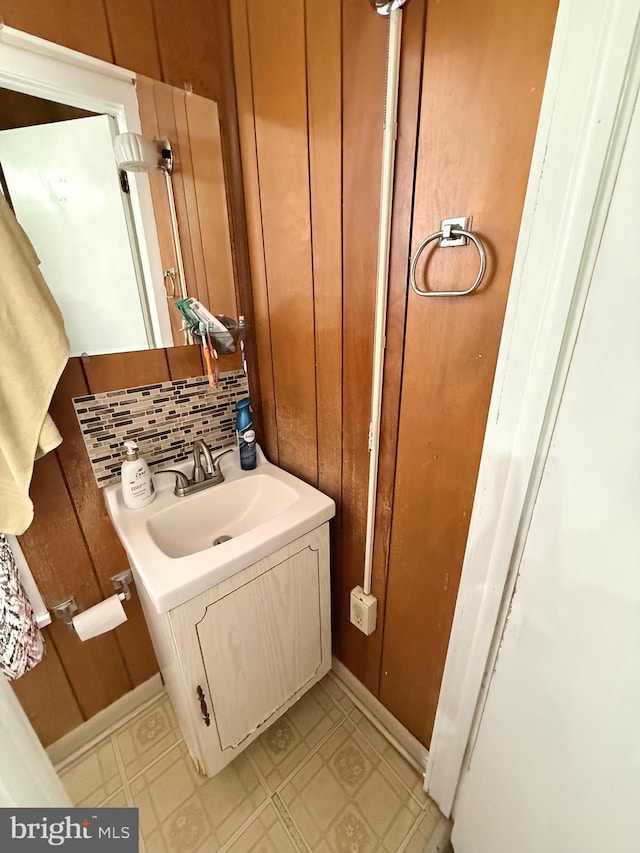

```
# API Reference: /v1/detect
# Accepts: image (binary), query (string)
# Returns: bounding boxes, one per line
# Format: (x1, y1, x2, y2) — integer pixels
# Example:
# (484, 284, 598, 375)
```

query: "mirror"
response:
(0, 31, 238, 357)
(0, 93, 156, 355)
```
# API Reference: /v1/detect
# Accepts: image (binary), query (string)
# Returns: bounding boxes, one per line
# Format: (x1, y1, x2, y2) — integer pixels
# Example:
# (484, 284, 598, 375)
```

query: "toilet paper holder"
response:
(52, 570, 134, 627)
(112, 569, 134, 601)
(51, 597, 78, 626)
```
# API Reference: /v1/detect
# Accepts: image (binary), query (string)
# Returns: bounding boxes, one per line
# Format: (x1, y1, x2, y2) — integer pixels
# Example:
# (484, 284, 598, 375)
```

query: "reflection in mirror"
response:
(0, 91, 155, 356)
(0, 29, 239, 357)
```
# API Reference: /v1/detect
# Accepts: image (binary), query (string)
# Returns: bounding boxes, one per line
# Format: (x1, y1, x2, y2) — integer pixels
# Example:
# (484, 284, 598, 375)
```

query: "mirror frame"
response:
(0, 25, 174, 348)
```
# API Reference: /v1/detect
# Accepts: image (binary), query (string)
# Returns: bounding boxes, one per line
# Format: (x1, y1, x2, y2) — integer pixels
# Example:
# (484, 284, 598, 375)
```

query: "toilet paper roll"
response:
(72, 595, 127, 641)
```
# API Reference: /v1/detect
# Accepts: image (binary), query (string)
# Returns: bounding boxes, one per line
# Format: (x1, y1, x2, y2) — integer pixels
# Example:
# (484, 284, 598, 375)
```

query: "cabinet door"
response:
(198, 544, 323, 749)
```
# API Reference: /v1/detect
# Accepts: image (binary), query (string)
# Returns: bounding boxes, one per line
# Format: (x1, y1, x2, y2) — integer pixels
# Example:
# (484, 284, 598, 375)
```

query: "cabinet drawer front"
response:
(197, 544, 323, 749)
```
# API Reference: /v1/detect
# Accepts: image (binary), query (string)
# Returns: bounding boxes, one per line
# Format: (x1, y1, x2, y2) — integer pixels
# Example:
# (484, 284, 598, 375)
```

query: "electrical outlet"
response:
(350, 586, 377, 635)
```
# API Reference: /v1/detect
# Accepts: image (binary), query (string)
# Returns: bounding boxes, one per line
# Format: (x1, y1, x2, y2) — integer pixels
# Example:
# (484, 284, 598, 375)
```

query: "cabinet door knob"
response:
(196, 685, 211, 726)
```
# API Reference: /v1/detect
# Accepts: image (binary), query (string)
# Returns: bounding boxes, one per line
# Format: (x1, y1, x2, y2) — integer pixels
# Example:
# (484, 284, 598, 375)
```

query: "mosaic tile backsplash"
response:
(73, 369, 248, 487)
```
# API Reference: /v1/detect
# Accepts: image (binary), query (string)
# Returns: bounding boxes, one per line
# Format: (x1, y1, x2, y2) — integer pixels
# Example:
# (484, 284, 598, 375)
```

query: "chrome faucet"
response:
(157, 441, 234, 497)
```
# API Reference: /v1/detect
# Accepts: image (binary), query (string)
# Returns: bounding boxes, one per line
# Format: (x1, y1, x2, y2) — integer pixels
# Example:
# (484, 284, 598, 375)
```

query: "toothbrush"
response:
(207, 326, 220, 388)
(239, 315, 247, 376)
(200, 322, 215, 387)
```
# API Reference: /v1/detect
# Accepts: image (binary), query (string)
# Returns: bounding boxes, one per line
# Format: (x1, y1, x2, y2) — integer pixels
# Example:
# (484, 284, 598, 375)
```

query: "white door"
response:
(450, 10, 640, 853)
(0, 676, 70, 807)
(0, 114, 151, 355)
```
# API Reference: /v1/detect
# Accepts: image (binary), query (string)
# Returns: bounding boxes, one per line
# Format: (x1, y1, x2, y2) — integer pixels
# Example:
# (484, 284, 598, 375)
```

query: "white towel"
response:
(0, 534, 45, 680)
(0, 195, 69, 534)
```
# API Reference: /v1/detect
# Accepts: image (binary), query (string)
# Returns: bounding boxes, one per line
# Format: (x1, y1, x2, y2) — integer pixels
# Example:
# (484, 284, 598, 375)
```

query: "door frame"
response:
(425, 0, 640, 816)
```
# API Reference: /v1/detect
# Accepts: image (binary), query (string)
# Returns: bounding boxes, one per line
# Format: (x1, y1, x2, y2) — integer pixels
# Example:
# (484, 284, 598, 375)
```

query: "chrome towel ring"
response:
(409, 217, 487, 297)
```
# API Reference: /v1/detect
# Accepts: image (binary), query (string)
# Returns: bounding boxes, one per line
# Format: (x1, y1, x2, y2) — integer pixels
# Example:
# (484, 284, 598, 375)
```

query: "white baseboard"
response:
(47, 674, 164, 768)
(423, 815, 453, 853)
(331, 656, 429, 778)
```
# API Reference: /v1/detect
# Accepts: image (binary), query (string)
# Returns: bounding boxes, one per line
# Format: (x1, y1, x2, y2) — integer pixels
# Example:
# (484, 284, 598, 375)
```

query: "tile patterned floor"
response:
(56, 673, 440, 852)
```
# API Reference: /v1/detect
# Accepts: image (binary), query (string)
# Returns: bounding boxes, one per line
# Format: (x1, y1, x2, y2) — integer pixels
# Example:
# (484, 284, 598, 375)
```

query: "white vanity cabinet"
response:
(136, 523, 332, 777)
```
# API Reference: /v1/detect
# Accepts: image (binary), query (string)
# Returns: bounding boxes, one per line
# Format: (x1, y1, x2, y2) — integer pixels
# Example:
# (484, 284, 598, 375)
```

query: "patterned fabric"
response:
(0, 533, 45, 680)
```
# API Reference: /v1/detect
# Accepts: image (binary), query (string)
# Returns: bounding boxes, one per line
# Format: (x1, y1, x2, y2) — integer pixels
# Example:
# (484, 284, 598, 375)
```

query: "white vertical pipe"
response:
(363, 8, 404, 597)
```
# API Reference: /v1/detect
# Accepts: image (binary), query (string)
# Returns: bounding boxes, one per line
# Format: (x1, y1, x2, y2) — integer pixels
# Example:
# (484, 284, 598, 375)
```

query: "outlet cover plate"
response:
(350, 586, 377, 635)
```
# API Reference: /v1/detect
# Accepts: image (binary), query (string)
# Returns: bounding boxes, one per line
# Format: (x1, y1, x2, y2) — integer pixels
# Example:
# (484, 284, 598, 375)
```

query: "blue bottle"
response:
(236, 398, 257, 470)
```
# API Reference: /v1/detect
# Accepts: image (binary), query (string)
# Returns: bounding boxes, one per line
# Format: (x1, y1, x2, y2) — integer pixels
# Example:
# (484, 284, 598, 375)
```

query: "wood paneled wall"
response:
(11, 346, 240, 746)
(232, 0, 558, 746)
(340, 0, 430, 696)
(379, 0, 560, 745)
(0, 0, 218, 100)
(230, 0, 342, 488)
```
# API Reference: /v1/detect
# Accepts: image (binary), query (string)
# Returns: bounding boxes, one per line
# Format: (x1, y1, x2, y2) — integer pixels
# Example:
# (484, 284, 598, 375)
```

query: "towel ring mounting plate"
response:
(410, 217, 487, 297)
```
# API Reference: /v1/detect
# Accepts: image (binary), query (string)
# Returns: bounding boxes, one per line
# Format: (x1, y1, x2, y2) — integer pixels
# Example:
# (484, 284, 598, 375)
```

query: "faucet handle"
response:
(156, 468, 189, 495)
(211, 447, 234, 476)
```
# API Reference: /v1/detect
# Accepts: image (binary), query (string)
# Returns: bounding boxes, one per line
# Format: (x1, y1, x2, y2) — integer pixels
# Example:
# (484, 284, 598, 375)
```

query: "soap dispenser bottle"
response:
(121, 440, 156, 508)
(236, 398, 257, 470)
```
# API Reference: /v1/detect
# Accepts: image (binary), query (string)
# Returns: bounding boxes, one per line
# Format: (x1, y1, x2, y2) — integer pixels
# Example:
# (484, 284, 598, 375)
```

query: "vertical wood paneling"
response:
(246, 0, 317, 485)
(18, 453, 132, 719)
(0, 0, 113, 62)
(166, 344, 205, 380)
(371, 0, 428, 691)
(334, 0, 431, 700)
(81, 348, 170, 394)
(232, 0, 557, 749)
(186, 94, 237, 318)
(380, 0, 559, 745)
(230, 0, 279, 461)
(104, 0, 162, 79)
(337, 4, 388, 691)
(305, 0, 342, 505)
(52, 361, 158, 687)
(210, 0, 263, 440)
(11, 630, 84, 747)
(304, 0, 344, 682)
(152, 0, 220, 100)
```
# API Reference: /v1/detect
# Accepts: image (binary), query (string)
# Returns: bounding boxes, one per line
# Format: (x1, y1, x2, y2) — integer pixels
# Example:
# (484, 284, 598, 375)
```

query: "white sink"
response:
(104, 447, 335, 612)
